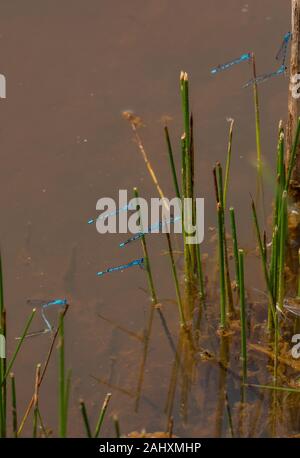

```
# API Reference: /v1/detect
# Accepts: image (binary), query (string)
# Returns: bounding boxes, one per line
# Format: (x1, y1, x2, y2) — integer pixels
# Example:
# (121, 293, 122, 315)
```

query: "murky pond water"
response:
(0, 0, 299, 437)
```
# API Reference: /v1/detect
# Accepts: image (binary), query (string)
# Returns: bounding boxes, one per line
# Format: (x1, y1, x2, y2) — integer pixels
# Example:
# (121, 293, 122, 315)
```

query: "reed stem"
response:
(217, 202, 226, 328)
(251, 199, 276, 321)
(277, 191, 288, 311)
(165, 231, 186, 327)
(134, 187, 158, 305)
(10, 373, 17, 438)
(79, 399, 92, 438)
(238, 249, 247, 383)
(164, 126, 180, 199)
(229, 207, 240, 293)
(94, 392, 112, 438)
(2, 309, 36, 387)
(113, 414, 121, 438)
(224, 119, 234, 208)
(33, 364, 41, 438)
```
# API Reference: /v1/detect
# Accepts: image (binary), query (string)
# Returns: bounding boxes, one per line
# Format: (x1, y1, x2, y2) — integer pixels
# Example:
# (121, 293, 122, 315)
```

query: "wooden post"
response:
(287, 0, 300, 286)
(287, 0, 300, 160)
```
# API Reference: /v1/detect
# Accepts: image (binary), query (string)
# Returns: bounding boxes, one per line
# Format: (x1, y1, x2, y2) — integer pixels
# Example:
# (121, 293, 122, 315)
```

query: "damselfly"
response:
(88, 203, 134, 225)
(243, 64, 286, 88)
(18, 298, 67, 338)
(119, 215, 181, 248)
(97, 258, 144, 277)
(211, 52, 251, 75)
(276, 31, 291, 66)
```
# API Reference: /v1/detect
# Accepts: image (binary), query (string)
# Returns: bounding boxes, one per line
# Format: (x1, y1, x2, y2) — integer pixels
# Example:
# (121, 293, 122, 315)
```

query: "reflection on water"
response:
(0, 0, 298, 437)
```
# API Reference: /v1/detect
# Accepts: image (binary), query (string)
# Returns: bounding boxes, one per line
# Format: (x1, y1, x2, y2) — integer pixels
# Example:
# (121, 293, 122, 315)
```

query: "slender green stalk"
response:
(224, 119, 234, 208)
(217, 202, 226, 328)
(165, 231, 186, 327)
(64, 368, 72, 434)
(36, 409, 48, 437)
(94, 393, 112, 438)
(269, 226, 278, 330)
(238, 249, 247, 383)
(181, 134, 192, 299)
(164, 126, 180, 199)
(216, 162, 234, 314)
(181, 133, 187, 199)
(180, 71, 191, 193)
(180, 72, 195, 289)
(134, 187, 158, 305)
(277, 190, 288, 311)
(58, 311, 66, 438)
(33, 364, 41, 438)
(229, 207, 240, 292)
(10, 373, 17, 438)
(79, 399, 92, 438)
(113, 414, 121, 438)
(196, 243, 205, 300)
(251, 199, 276, 320)
(2, 308, 36, 386)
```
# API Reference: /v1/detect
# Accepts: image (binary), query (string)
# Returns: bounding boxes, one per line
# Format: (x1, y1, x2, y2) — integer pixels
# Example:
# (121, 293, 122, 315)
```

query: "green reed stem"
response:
(79, 400, 92, 438)
(238, 249, 247, 383)
(269, 226, 278, 330)
(94, 392, 112, 438)
(180, 72, 191, 198)
(229, 207, 240, 293)
(2, 308, 36, 387)
(277, 190, 288, 311)
(216, 162, 234, 314)
(224, 119, 234, 209)
(181, 134, 193, 303)
(33, 363, 41, 438)
(134, 187, 158, 305)
(180, 72, 190, 184)
(64, 368, 72, 434)
(165, 231, 186, 327)
(164, 126, 180, 199)
(217, 202, 226, 328)
(10, 373, 17, 438)
(251, 199, 276, 321)
(113, 414, 121, 438)
(180, 72, 195, 289)
(196, 243, 205, 300)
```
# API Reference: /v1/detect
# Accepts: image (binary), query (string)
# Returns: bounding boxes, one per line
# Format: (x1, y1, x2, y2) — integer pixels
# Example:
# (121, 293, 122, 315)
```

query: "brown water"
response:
(0, 0, 298, 437)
